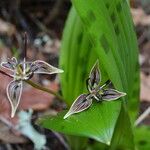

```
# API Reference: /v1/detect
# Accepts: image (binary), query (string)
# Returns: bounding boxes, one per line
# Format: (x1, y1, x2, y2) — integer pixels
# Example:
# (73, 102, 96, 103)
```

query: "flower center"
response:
(15, 62, 33, 80)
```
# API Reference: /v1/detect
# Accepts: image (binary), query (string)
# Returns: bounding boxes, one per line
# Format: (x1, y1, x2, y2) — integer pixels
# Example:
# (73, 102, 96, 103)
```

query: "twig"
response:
(52, 131, 70, 150)
(0, 116, 16, 130)
(134, 106, 150, 126)
(0, 70, 12, 78)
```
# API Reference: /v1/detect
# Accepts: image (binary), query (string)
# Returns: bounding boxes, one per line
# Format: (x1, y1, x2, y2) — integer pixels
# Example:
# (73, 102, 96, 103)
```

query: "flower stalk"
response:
(25, 80, 65, 102)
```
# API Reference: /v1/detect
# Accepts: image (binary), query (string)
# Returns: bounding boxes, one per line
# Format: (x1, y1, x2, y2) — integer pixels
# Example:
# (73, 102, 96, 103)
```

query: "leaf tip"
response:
(63, 111, 72, 119)
(107, 141, 111, 145)
(58, 69, 64, 73)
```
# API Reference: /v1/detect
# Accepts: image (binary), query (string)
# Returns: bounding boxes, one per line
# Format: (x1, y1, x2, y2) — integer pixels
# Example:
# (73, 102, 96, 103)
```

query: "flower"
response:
(0, 57, 63, 117)
(64, 60, 126, 119)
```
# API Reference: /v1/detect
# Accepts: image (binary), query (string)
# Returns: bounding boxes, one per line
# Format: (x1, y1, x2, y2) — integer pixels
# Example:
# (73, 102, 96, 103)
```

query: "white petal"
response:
(7, 80, 23, 117)
(31, 60, 64, 75)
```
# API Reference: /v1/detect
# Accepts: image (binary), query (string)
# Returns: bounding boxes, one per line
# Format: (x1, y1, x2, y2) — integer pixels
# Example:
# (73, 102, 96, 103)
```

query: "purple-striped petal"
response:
(88, 60, 101, 91)
(64, 94, 93, 119)
(102, 89, 126, 101)
(30, 60, 63, 75)
(1, 57, 17, 71)
(7, 80, 23, 117)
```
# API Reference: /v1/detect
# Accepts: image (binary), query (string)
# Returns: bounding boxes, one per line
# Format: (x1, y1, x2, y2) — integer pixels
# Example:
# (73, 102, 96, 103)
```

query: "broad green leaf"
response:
(134, 126, 150, 150)
(109, 105, 134, 150)
(38, 101, 121, 144)
(66, 136, 88, 150)
(59, 7, 78, 103)
(86, 105, 135, 150)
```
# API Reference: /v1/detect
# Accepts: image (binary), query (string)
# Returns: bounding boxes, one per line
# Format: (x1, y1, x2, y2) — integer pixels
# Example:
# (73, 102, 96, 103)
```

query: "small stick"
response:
(0, 70, 12, 78)
(134, 106, 150, 126)
(0, 116, 16, 130)
(52, 131, 70, 150)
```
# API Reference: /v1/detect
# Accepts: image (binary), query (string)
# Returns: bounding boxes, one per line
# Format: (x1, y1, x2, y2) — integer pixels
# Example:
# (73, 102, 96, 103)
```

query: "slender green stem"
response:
(25, 80, 65, 102)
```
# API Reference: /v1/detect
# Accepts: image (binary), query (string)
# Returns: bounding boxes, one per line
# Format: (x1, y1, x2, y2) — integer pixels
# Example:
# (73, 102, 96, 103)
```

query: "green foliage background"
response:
(38, 0, 141, 149)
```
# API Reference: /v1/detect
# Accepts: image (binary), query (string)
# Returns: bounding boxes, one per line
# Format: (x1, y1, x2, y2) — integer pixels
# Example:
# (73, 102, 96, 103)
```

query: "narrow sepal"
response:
(30, 60, 64, 75)
(88, 60, 101, 90)
(7, 80, 23, 117)
(64, 94, 92, 119)
(102, 89, 126, 101)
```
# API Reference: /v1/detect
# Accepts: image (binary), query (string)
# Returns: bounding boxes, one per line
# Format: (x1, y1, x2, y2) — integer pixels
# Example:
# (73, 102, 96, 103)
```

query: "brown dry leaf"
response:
(131, 8, 150, 26)
(0, 121, 26, 144)
(20, 81, 58, 111)
(0, 76, 13, 118)
(140, 73, 150, 102)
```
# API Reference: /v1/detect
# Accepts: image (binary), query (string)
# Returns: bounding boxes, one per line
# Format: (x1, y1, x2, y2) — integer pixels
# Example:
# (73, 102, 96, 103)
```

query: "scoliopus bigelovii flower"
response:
(64, 60, 126, 119)
(0, 34, 63, 118)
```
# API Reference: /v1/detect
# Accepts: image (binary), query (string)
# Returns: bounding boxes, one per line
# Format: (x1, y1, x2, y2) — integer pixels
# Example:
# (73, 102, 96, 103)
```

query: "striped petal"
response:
(30, 60, 64, 75)
(102, 89, 126, 101)
(64, 94, 93, 119)
(88, 60, 101, 91)
(7, 80, 23, 117)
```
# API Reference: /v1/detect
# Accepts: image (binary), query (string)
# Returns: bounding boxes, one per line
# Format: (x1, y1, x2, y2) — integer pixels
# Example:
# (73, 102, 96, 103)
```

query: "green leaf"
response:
(38, 101, 121, 144)
(134, 126, 150, 150)
(109, 105, 135, 150)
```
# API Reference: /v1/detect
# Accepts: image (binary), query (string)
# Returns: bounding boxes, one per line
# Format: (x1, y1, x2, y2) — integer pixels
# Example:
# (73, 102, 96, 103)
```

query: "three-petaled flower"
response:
(64, 60, 126, 119)
(0, 57, 63, 117)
